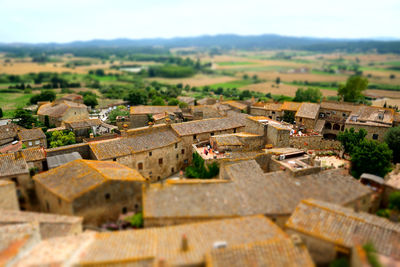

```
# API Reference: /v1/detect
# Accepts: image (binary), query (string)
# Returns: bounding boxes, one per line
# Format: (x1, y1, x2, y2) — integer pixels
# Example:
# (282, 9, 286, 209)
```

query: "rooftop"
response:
(286, 199, 400, 260)
(17, 128, 46, 141)
(130, 105, 181, 115)
(0, 123, 20, 141)
(346, 106, 394, 126)
(0, 153, 29, 177)
(171, 117, 244, 136)
(281, 101, 302, 112)
(46, 151, 82, 169)
(37, 101, 87, 118)
(320, 101, 361, 112)
(21, 147, 46, 162)
(222, 100, 248, 110)
(89, 127, 180, 160)
(34, 159, 145, 202)
(64, 118, 102, 129)
(295, 103, 320, 119)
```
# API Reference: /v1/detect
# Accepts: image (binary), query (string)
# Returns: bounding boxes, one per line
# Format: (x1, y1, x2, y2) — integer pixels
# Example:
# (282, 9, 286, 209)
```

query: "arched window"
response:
(333, 124, 341, 131)
(325, 122, 332, 130)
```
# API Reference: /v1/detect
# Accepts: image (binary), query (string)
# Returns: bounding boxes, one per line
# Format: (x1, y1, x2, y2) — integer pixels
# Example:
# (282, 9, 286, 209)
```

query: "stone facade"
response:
(0, 180, 19, 210)
(266, 124, 290, 147)
(344, 123, 390, 142)
(289, 135, 342, 150)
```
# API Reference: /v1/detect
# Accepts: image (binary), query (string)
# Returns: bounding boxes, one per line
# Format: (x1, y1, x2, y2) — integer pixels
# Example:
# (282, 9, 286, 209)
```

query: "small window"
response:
(181, 149, 185, 155)
(74, 112, 76, 115)
(58, 198, 61, 206)
(268, 116, 272, 119)
(149, 151, 152, 156)
(372, 134, 379, 140)
(184, 159, 188, 164)
(272, 111, 275, 114)
(134, 204, 139, 209)
(122, 207, 127, 214)
(138, 162, 143, 170)
(28, 141, 32, 146)
(193, 134, 197, 141)
(35, 140, 40, 145)
(342, 113, 347, 117)
(175, 143, 178, 149)
(210, 132, 214, 136)
(159, 158, 163, 165)
(157, 176, 161, 181)
(113, 158, 116, 161)
(46, 201, 50, 211)
(233, 129, 237, 133)
(171, 167, 175, 173)
(105, 193, 110, 200)
(176, 154, 179, 159)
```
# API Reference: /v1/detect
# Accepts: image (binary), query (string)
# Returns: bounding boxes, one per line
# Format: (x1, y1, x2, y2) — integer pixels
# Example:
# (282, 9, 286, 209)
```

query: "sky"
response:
(1, 0, 399, 43)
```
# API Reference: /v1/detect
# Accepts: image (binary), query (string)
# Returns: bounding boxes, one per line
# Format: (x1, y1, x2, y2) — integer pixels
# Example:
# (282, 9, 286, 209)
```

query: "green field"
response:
(209, 80, 255, 89)
(0, 92, 34, 118)
(217, 61, 256, 66)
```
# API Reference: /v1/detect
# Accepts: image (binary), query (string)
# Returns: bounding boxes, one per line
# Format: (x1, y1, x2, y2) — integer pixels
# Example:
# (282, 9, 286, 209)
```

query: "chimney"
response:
(181, 234, 189, 252)
(14, 150, 22, 159)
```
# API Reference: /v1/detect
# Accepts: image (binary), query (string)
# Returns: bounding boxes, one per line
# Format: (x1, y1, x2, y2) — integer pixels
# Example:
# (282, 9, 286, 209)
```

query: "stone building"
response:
(34, 159, 145, 226)
(285, 199, 400, 265)
(0, 152, 31, 210)
(142, 159, 372, 227)
(177, 96, 195, 106)
(250, 102, 284, 120)
(89, 124, 183, 181)
(222, 100, 249, 113)
(37, 100, 89, 127)
(0, 180, 19, 210)
(57, 93, 84, 104)
(22, 147, 47, 172)
(345, 105, 394, 142)
(10, 216, 313, 266)
(171, 117, 245, 164)
(0, 123, 21, 146)
(129, 105, 182, 128)
(295, 103, 320, 130)
(64, 118, 116, 142)
(18, 128, 47, 148)
(280, 101, 302, 120)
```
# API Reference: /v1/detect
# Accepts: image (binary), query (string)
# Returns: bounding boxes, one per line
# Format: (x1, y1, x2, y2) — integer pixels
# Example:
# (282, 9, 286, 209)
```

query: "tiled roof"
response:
(222, 101, 248, 110)
(130, 105, 181, 115)
(0, 209, 82, 239)
(212, 134, 243, 146)
(295, 103, 320, 119)
(18, 128, 46, 141)
(197, 97, 217, 105)
(89, 127, 180, 160)
(0, 153, 29, 177)
(286, 199, 400, 260)
(192, 105, 225, 119)
(59, 94, 83, 101)
(346, 106, 394, 125)
(143, 160, 371, 219)
(47, 152, 82, 169)
(0, 141, 22, 154)
(37, 101, 87, 118)
(320, 101, 360, 112)
(22, 147, 46, 162)
(0, 124, 20, 140)
(281, 101, 302, 112)
(177, 96, 195, 104)
(64, 118, 102, 129)
(262, 102, 283, 111)
(206, 238, 315, 267)
(34, 159, 145, 202)
(78, 216, 285, 266)
(171, 117, 244, 136)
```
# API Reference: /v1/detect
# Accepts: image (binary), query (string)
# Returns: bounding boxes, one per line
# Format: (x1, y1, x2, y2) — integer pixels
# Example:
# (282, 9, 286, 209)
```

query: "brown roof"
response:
(0, 209, 82, 239)
(130, 105, 181, 115)
(34, 159, 145, 202)
(64, 118, 102, 129)
(346, 106, 394, 125)
(295, 103, 320, 119)
(37, 101, 87, 118)
(286, 199, 400, 260)
(262, 102, 283, 111)
(206, 238, 315, 267)
(21, 147, 46, 162)
(143, 160, 371, 220)
(212, 134, 243, 146)
(222, 101, 248, 110)
(281, 101, 302, 112)
(0, 124, 20, 141)
(320, 101, 360, 112)
(177, 96, 195, 104)
(58, 94, 83, 101)
(171, 117, 244, 136)
(18, 128, 46, 141)
(89, 127, 180, 160)
(0, 153, 29, 177)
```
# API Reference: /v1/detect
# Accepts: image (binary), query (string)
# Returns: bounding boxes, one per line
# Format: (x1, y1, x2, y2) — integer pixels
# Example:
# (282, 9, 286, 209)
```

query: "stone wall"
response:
(267, 124, 290, 147)
(345, 123, 390, 142)
(35, 181, 74, 215)
(289, 135, 342, 150)
(46, 143, 91, 159)
(0, 181, 19, 210)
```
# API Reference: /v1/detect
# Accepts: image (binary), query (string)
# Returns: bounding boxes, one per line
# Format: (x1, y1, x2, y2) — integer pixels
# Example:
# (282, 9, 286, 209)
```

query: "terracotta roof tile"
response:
(21, 147, 46, 162)
(37, 101, 87, 118)
(0, 153, 29, 177)
(295, 103, 320, 119)
(18, 128, 46, 141)
(171, 117, 244, 136)
(0, 124, 20, 141)
(130, 106, 181, 115)
(64, 118, 102, 129)
(281, 101, 302, 112)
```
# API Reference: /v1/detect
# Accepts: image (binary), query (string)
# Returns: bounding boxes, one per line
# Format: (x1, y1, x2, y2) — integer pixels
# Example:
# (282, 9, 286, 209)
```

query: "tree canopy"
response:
(384, 126, 400, 163)
(185, 153, 219, 179)
(108, 106, 129, 123)
(49, 130, 76, 148)
(151, 97, 165, 106)
(83, 95, 98, 108)
(337, 128, 367, 154)
(14, 108, 37, 129)
(293, 88, 322, 103)
(337, 76, 368, 102)
(124, 89, 148, 105)
(30, 90, 56, 104)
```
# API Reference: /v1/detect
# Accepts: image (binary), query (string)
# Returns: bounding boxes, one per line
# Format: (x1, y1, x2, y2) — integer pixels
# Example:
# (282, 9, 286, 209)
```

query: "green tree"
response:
(337, 128, 367, 154)
(384, 126, 400, 163)
(0, 108, 3, 118)
(125, 212, 143, 228)
(167, 98, 179, 106)
(185, 153, 219, 179)
(108, 106, 129, 123)
(243, 74, 249, 80)
(14, 108, 37, 129)
(124, 89, 148, 105)
(350, 139, 392, 178)
(83, 95, 98, 108)
(49, 130, 76, 148)
(337, 76, 368, 102)
(282, 111, 295, 123)
(44, 115, 50, 128)
(276, 77, 281, 84)
(389, 191, 400, 210)
(151, 97, 165, 106)
(30, 90, 56, 104)
(239, 90, 252, 100)
(293, 88, 322, 103)
(179, 102, 188, 108)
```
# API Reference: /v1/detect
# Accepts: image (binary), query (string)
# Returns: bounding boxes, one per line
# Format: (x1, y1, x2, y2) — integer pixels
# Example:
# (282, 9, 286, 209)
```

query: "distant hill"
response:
(1, 34, 400, 54)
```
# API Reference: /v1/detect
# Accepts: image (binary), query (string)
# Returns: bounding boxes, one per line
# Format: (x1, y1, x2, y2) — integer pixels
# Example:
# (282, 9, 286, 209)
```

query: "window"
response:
(341, 125, 345, 131)
(157, 176, 161, 181)
(181, 149, 185, 155)
(35, 140, 40, 145)
(171, 167, 175, 173)
(193, 134, 197, 141)
(319, 113, 325, 118)
(272, 111, 275, 114)
(113, 158, 116, 161)
(372, 134, 379, 140)
(333, 124, 340, 131)
(184, 159, 188, 164)
(138, 162, 143, 170)
(233, 129, 237, 133)
(342, 113, 347, 117)
(58, 198, 62, 206)
(149, 151, 152, 156)
(135, 204, 139, 210)
(325, 122, 332, 130)
(122, 207, 127, 214)
(159, 158, 163, 165)
(268, 116, 272, 119)
(176, 154, 179, 159)
(28, 141, 32, 146)
(105, 193, 110, 200)
(175, 143, 178, 149)
(211, 132, 214, 136)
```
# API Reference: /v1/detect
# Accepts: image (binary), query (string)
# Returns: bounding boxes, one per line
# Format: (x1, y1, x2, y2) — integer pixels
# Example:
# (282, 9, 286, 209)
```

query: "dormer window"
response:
(350, 116, 358, 122)
(377, 111, 384, 120)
